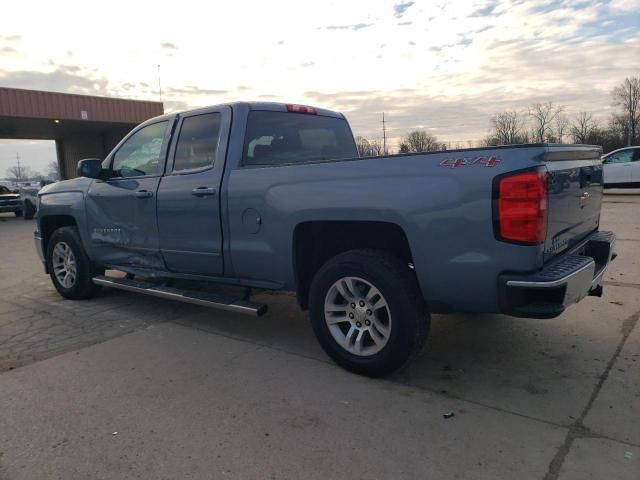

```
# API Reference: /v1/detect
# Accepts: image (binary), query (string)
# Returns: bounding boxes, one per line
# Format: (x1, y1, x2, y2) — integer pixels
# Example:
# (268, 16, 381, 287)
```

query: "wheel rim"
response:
(52, 241, 77, 289)
(324, 276, 392, 356)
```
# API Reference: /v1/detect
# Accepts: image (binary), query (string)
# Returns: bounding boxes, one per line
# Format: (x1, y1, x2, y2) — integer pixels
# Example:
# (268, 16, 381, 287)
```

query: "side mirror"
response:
(77, 158, 105, 179)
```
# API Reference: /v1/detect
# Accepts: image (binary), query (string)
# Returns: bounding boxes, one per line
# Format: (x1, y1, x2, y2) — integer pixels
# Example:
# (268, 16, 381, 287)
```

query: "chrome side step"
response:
(92, 275, 268, 317)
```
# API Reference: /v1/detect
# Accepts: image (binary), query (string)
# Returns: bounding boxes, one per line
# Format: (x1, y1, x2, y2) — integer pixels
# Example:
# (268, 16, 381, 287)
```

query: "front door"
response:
(86, 119, 172, 270)
(156, 107, 231, 276)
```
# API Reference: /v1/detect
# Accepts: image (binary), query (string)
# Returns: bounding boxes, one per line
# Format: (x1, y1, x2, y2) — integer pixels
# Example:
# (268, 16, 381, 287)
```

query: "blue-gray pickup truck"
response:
(34, 102, 616, 376)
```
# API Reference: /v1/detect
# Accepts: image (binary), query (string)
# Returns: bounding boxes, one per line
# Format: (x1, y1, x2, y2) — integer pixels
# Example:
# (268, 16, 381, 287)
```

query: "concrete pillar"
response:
(55, 127, 129, 179)
(56, 133, 105, 179)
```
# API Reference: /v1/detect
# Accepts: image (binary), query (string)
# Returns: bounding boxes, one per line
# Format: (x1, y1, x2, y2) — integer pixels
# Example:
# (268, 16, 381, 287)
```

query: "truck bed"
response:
(227, 143, 603, 314)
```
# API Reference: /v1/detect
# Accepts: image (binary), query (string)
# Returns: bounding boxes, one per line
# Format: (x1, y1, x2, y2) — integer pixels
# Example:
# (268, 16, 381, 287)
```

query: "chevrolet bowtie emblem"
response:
(580, 191, 590, 208)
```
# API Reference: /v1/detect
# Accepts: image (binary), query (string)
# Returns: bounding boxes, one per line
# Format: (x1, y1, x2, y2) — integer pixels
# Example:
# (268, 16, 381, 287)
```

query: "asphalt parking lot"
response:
(0, 191, 639, 480)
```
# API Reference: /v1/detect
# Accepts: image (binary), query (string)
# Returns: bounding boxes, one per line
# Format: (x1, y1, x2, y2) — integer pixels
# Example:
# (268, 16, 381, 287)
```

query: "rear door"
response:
(156, 106, 231, 276)
(603, 149, 633, 185)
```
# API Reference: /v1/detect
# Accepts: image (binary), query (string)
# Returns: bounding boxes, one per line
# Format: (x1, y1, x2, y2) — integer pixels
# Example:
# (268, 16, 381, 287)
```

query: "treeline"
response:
(4, 161, 60, 182)
(357, 76, 639, 156)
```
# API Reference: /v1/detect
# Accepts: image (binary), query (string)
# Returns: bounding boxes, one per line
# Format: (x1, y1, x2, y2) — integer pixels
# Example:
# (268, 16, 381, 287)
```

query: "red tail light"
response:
(496, 170, 548, 244)
(286, 104, 317, 114)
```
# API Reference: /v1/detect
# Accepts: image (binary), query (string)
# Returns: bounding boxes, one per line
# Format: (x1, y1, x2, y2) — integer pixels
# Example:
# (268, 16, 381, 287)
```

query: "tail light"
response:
(495, 170, 548, 244)
(286, 104, 317, 114)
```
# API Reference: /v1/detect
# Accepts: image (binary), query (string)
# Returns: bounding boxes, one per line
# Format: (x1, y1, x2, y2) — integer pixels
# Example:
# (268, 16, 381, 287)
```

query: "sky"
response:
(1, 0, 639, 176)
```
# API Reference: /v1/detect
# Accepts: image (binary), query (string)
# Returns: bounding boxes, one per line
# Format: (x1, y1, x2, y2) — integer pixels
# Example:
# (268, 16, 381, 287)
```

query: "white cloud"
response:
(0, 0, 639, 166)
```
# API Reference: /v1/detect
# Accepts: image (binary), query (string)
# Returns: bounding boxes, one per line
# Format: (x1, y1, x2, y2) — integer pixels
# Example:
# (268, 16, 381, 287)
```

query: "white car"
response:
(602, 147, 640, 188)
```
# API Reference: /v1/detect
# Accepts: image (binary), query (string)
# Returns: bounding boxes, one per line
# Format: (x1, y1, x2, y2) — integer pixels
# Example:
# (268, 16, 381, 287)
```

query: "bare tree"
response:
(554, 113, 570, 143)
(356, 137, 373, 157)
(7, 164, 30, 182)
(369, 139, 384, 156)
(608, 112, 631, 143)
(529, 101, 564, 142)
(612, 76, 640, 146)
(356, 137, 385, 157)
(398, 142, 410, 154)
(570, 112, 597, 144)
(47, 161, 60, 180)
(488, 110, 527, 145)
(402, 130, 440, 153)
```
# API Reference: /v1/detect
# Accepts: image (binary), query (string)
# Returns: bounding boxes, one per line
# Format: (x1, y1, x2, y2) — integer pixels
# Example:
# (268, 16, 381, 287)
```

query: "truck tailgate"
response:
(542, 146, 603, 261)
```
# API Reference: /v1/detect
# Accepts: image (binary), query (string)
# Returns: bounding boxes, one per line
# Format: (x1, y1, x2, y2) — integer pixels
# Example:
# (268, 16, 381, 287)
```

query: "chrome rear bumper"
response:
(499, 230, 616, 318)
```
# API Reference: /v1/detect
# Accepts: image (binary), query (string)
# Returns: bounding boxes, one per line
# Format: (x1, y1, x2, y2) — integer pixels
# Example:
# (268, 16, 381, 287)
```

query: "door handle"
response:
(191, 187, 217, 196)
(135, 190, 153, 198)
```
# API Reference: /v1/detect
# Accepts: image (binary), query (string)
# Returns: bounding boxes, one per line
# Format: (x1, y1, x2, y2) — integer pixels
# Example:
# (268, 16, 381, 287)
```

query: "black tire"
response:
(14, 209, 22, 217)
(309, 249, 430, 377)
(46, 226, 102, 300)
(23, 201, 36, 220)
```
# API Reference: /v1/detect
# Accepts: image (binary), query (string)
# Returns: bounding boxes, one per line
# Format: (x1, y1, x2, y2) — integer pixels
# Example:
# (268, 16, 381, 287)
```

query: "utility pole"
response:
(15, 152, 23, 181)
(157, 64, 163, 103)
(382, 112, 387, 155)
(628, 81, 633, 147)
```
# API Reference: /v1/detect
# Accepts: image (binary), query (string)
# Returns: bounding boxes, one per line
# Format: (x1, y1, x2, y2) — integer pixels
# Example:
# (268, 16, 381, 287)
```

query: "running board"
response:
(92, 275, 268, 317)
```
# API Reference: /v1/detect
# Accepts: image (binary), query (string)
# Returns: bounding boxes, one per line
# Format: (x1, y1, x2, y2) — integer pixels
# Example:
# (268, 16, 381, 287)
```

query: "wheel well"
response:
(293, 221, 413, 310)
(40, 215, 77, 257)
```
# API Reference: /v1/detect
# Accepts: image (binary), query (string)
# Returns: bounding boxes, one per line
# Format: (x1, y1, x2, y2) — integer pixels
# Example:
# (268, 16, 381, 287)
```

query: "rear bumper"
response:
(498, 230, 616, 319)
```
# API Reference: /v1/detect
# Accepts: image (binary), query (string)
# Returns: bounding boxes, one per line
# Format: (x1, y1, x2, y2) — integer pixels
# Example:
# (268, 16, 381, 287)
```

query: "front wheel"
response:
(46, 226, 102, 300)
(309, 249, 430, 377)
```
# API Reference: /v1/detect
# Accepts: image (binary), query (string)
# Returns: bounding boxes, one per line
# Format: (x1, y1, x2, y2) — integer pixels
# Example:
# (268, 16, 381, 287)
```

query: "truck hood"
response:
(0, 193, 20, 200)
(39, 176, 93, 196)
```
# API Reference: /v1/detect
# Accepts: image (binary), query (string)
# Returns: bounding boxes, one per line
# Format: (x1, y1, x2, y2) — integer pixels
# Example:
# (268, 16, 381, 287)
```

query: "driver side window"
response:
(112, 121, 168, 177)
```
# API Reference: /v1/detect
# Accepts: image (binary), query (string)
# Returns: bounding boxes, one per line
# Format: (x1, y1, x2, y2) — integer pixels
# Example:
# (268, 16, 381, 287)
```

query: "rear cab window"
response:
(242, 111, 358, 167)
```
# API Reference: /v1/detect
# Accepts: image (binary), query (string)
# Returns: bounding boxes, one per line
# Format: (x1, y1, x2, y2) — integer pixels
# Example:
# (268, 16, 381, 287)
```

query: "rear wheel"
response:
(309, 249, 429, 377)
(46, 226, 102, 299)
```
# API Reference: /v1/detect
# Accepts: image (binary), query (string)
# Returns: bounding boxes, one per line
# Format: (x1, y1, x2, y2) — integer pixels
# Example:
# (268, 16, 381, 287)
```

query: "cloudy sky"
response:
(1, 0, 639, 175)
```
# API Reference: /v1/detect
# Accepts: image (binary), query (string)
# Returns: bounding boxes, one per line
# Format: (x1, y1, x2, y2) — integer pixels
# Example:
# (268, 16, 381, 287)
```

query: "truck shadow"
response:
(94, 279, 629, 426)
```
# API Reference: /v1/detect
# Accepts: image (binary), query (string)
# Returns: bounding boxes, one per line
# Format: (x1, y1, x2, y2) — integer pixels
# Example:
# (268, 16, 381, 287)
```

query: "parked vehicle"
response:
(19, 186, 39, 220)
(0, 185, 23, 217)
(19, 180, 54, 220)
(602, 146, 640, 188)
(0, 180, 16, 190)
(34, 102, 616, 376)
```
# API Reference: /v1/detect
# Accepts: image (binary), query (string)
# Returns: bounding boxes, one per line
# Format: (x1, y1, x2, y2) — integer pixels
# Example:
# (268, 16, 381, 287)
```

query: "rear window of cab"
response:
(242, 111, 358, 167)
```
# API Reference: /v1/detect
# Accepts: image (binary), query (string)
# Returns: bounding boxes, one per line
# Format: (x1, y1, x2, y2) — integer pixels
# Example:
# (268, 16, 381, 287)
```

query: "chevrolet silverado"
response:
(34, 102, 616, 376)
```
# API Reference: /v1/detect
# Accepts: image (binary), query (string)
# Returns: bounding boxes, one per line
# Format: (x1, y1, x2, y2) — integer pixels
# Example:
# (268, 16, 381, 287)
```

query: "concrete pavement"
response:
(0, 190, 638, 479)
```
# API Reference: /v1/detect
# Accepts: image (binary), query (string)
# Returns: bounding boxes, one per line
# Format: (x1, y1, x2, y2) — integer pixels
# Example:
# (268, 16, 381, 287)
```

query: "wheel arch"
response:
(292, 220, 414, 310)
(40, 215, 79, 262)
